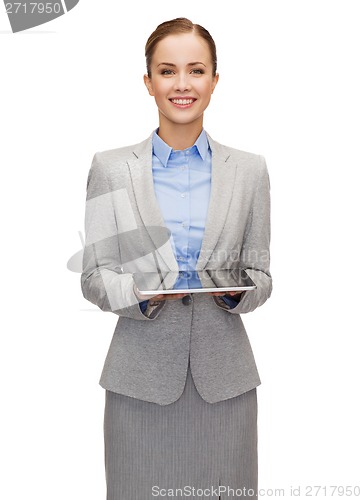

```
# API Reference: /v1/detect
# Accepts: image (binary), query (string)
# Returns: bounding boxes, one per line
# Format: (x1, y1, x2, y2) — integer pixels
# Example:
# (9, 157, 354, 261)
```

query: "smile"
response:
(169, 98, 196, 108)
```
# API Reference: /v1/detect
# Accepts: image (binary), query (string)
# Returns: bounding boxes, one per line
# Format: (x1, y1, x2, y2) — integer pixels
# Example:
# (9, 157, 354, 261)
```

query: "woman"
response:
(81, 17, 272, 500)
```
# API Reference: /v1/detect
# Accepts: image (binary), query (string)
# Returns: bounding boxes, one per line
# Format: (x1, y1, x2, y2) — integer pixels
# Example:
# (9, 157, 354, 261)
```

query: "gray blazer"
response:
(81, 131, 272, 405)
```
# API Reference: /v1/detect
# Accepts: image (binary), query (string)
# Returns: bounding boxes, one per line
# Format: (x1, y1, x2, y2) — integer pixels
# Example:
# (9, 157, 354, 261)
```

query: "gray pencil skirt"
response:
(103, 361, 258, 500)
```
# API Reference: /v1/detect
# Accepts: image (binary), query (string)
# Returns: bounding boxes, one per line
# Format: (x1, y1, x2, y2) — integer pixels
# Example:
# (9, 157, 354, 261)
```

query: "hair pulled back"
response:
(145, 17, 217, 77)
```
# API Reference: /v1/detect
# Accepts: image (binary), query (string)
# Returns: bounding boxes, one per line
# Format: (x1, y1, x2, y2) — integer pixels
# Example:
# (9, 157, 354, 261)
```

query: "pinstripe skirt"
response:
(103, 361, 258, 500)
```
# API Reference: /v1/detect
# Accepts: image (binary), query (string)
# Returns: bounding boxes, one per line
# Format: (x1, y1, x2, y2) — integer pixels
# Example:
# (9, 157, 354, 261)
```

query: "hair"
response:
(145, 17, 217, 78)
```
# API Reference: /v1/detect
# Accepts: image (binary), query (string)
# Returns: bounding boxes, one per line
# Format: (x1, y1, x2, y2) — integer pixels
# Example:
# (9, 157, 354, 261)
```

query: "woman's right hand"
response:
(133, 284, 189, 302)
(150, 292, 191, 301)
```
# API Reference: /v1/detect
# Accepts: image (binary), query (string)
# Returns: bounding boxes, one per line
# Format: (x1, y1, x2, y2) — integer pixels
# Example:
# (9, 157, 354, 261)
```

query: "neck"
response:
(157, 116, 204, 150)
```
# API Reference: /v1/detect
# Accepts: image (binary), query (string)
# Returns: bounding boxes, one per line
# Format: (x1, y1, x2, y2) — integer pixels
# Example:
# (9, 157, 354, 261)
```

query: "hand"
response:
(133, 284, 189, 302)
(207, 291, 243, 298)
(149, 292, 190, 301)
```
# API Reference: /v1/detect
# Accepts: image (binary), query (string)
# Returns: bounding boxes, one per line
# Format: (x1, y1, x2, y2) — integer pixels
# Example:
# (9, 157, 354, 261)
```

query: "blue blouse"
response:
(139, 128, 238, 312)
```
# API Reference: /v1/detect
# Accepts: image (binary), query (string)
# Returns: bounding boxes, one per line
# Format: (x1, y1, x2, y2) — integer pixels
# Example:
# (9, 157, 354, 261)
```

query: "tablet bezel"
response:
(133, 269, 257, 296)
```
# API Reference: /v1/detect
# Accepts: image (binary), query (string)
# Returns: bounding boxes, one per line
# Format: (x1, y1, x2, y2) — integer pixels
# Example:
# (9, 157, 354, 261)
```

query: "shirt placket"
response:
(176, 149, 191, 287)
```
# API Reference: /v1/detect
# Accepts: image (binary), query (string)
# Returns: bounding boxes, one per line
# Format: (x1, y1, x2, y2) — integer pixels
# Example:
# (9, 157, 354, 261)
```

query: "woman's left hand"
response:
(207, 291, 243, 298)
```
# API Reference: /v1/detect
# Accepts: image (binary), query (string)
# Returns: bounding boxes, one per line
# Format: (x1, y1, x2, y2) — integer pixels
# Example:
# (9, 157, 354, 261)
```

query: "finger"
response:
(153, 293, 187, 300)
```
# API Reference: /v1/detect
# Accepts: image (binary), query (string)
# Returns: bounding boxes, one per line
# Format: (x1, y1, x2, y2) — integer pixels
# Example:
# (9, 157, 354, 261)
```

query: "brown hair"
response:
(145, 17, 217, 77)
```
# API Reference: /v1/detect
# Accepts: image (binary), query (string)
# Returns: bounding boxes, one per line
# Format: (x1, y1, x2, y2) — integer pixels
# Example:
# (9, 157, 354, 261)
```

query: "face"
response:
(144, 32, 219, 128)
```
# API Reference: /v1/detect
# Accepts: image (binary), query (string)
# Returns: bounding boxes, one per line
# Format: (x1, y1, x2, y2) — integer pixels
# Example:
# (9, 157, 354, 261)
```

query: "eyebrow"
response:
(157, 62, 206, 67)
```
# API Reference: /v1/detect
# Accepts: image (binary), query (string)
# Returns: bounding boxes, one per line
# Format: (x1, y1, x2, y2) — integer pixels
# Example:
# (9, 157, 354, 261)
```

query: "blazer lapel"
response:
(127, 131, 237, 273)
(127, 133, 179, 272)
(196, 132, 237, 270)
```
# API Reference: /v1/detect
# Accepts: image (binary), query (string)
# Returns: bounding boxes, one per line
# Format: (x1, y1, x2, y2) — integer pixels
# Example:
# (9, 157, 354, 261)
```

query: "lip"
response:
(169, 97, 197, 109)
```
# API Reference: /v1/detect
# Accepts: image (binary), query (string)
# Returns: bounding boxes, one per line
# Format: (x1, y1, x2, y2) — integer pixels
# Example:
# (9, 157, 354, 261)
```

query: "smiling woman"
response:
(81, 16, 272, 500)
(143, 28, 219, 149)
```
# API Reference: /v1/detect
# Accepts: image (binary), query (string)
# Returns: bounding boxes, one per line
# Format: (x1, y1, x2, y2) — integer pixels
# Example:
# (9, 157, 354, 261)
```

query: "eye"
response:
(160, 69, 174, 75)
(191, 69, 204, 74)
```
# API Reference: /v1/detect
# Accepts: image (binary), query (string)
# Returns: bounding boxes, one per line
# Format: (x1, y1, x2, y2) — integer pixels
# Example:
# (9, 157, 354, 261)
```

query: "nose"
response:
(174, 72, 191, 93)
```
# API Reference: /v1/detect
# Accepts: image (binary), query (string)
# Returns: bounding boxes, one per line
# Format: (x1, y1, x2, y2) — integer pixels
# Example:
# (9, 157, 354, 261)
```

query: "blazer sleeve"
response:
(80, 153, 166, 321)
(213, 155, 272, 314)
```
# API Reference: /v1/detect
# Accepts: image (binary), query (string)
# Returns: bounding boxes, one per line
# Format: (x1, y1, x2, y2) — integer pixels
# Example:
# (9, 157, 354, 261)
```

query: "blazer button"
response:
(182, 294, 192, 306)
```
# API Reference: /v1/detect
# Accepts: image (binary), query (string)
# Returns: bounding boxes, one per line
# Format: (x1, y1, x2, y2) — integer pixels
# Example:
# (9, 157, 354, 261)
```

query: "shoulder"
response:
(92, 135, 150, 168)
(85, 135, 151, 196)
(207, 134, 268, 175)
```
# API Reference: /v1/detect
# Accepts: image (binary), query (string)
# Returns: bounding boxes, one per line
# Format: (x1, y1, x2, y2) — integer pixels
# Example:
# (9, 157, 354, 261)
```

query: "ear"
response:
(211, 73, 219, 94)
(143, 74, 155, 96)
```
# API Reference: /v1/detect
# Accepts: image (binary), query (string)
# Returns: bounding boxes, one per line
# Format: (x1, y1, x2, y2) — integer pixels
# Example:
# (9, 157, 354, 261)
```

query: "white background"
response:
(1, 1, 361, 498)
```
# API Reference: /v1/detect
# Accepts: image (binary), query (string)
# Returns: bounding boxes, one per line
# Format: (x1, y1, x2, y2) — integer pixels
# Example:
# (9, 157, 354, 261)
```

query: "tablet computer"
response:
(132, 268, 257, 295)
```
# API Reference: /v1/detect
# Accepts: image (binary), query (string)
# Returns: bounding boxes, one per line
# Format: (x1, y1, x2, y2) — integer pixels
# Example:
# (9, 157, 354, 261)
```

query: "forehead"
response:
(152, 33, 211, 64)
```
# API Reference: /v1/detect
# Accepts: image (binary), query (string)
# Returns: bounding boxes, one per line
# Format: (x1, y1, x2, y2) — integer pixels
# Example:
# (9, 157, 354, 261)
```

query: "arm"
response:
(80, 153, 166, 320)
(220, 293, 244, 309)
(214, 155, 272, 314)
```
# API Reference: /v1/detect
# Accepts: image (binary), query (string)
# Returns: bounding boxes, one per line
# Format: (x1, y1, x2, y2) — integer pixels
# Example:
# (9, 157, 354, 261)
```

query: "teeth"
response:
(171, 99, 194, 105)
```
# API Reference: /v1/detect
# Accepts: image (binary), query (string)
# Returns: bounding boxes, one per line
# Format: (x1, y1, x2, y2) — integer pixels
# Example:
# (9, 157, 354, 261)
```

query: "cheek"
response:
(152, 79, 170, 97)
(195, 80, 213, 96)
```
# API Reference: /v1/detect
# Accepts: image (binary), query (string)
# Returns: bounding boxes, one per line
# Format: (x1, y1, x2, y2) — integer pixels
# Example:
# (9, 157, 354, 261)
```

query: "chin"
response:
(164, 111, 204, 126)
